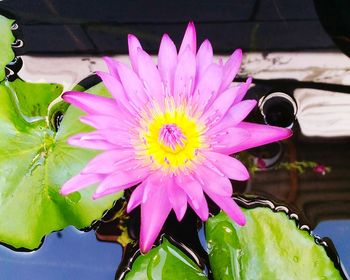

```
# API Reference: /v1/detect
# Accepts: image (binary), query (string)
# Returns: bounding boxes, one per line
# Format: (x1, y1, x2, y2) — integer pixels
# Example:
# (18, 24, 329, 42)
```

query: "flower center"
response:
(158, 124, 187, 152)
(135, 98, 207, 172)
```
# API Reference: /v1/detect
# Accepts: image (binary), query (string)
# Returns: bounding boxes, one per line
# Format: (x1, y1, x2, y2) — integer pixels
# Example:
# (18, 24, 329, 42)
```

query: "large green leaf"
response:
(0, 15, 15, 81)
(0, 80, 121, 249)
(206, 207, 343, 280)
(124, 238, 207, 280)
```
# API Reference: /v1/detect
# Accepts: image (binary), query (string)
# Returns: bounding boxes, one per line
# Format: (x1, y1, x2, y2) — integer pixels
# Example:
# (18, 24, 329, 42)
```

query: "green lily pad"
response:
(0, 80, 121, 250)
(119, 195, 344, 279)
(206, 205, 343, 280)
(0, 15, 15, 81)
(124, 237, 207, 280)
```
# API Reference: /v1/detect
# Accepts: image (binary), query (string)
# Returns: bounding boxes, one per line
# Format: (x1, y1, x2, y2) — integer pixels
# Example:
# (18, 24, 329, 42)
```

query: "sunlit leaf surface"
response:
(206, 207, 343, 280)
(124, 238, 207, 280)
(0, 80, 121, 249)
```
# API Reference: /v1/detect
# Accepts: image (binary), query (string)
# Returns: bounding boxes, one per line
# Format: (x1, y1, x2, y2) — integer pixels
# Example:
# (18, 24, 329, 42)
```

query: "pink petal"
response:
(179, 21, 196, 56)
(196, 39, 213, 84)
(225, 122, 293, 154)
(81, 150, 135, 174)
(103, 56, 120, 80)
(96, 71, 137, 116)
(67, 132, 118, 150)
(128, 34, 142, 73)
(79, 115, 130, 130)
(141, 172, 163, 203)
(206, 190, 246, 226)
(115, 62, 148, 107)
(187, 195, 209, 221)
(140, 180, 172, 253)
(219, 49, 242, 92)
(158, 34, 177, 95)
(137, 48, 164, 104)
(93, 166, 149, 199)
(233, 76, 252, 104)
(208, 99, 256, 135)
(196, 164, 233, 196)
(210, 128, 251, 155)
(62, 91, 119, 116)
(174, 46, 196, 104)
(191, 63, 222, 114)
(86, 129, 131, 146)
(175, 174, 204, 210)
(60, 173, 104, 195)
(93, 181, 136, 200)
(167, 178, 187, 221)
(127, 182, 146, 213)
(203, 151, 249, 181)
(201, 84, 243, 125)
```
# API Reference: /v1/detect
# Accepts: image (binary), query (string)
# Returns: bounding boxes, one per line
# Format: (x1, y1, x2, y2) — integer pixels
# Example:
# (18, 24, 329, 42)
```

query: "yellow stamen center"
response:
(135, 97, 206, 173)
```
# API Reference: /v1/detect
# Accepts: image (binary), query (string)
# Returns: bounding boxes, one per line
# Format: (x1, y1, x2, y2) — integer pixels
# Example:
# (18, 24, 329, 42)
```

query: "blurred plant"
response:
(278, 161, 331, 175)
(237, 151, 331, 175)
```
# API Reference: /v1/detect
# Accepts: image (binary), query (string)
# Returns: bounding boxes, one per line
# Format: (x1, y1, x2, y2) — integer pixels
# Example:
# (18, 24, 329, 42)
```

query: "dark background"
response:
(1, 0, 349, 55)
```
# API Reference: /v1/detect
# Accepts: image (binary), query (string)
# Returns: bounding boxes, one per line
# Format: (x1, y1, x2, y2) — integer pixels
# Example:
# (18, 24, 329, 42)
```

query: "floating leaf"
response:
(124, 237, 207, 280)
(118, 196, 344, 279)
(0, 15, 15, 81)
(206, 205, 343, 280)
(0, 80, 121, 249)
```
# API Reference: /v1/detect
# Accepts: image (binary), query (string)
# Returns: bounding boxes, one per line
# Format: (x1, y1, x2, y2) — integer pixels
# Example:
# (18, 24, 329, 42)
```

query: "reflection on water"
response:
(0, 227, 122, 279)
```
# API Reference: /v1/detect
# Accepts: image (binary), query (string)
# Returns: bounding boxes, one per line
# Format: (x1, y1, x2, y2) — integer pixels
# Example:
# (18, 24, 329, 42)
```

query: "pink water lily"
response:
(60, 22, 292, 253)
